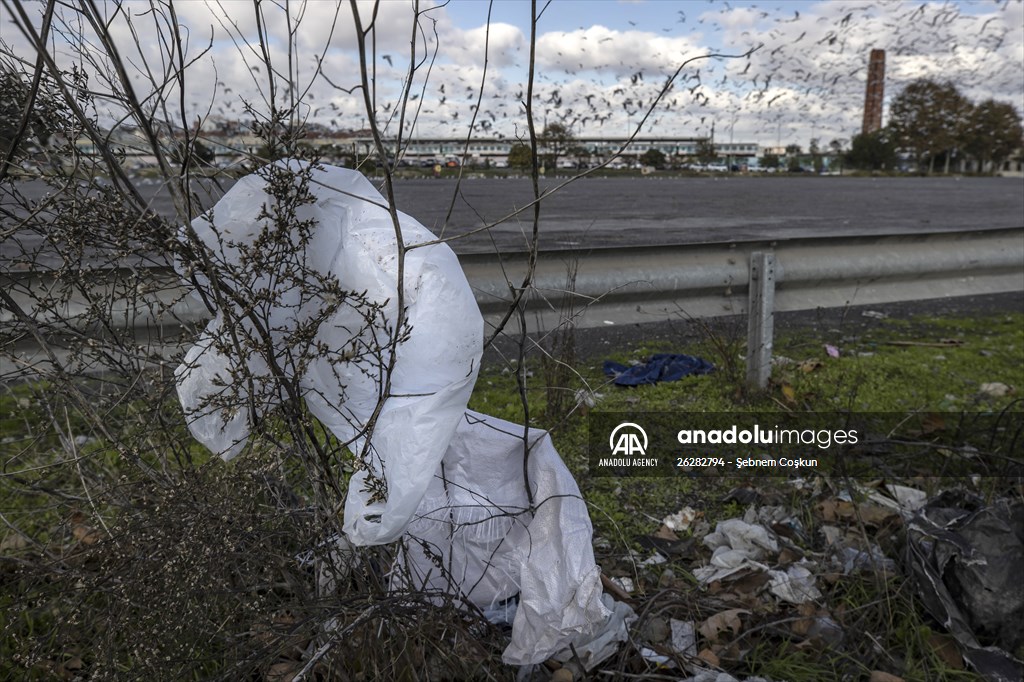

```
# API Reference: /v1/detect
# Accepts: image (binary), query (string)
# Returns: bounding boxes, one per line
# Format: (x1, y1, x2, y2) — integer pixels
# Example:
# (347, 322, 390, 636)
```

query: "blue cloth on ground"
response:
(603, 353, 714, 386)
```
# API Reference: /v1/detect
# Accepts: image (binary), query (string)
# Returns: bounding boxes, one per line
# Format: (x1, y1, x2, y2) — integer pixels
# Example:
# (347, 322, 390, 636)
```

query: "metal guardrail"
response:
(3, 227, 1023, 374)
(463, 227, 1024, 326)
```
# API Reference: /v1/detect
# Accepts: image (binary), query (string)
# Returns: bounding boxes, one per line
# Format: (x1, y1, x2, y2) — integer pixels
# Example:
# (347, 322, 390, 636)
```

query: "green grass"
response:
(469, 309, 1021, 679)
(2, 308, 1021, 680)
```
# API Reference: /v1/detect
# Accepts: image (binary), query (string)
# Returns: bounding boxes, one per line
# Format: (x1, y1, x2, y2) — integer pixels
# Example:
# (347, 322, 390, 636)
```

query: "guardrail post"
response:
(746, 251, 775, 391)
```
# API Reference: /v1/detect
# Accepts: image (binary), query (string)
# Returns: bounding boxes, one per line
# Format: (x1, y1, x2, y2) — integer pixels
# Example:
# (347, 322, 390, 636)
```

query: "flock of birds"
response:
(99, 0, 1020, 145)
(381, 1, 1018, 145)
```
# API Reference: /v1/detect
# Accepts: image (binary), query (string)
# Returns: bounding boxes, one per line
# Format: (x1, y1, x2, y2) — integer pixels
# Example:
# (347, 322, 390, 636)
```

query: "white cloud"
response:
(536, 26, 702, 78)
(1, 0, 1020, 145)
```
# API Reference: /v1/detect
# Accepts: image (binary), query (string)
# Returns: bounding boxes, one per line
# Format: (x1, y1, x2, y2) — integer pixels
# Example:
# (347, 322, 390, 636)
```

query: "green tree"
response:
(962, 99, 1024, 174)
(889, 79, 971, 174)
(566, 142, 591, 169)
(845, 129, 897, 171)
(539, 122, 575, 170)
(170, 138, 216, 168)
(809, 138, 824, 173)
(695, 138, 716, 166)
(760, 152, 780, 169)
(640, 148, 666, 169)
(507, 142, 533, 171)
(785, 144, 803, 171)
(828, 138, 846, 174)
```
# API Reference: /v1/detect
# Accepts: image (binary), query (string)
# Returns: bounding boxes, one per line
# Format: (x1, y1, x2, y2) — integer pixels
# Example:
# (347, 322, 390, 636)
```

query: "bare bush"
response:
(0, 1, 754, 676)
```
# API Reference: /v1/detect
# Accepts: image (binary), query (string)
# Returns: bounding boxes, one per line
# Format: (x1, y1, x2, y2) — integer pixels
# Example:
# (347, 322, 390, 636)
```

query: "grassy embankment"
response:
(1, 308, 1021, 679)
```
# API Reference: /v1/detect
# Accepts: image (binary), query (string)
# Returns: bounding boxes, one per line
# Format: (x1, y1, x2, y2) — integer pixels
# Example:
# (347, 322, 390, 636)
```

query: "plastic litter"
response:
(865, 483, 927, 513)
(175, 164, 628, 666)
(397, 411, 628, 665)
(767, 563, 822, 604)
(693, 519, 778, 584)
(175, 161, 482, 546)
(663, 506, 699, 532)
(905, 492, 1024, 681)
(670, 619, 697, 657)
(838, 545, 898, 575)
(676, 674, 771, 682)
(603, 353, 713, 386)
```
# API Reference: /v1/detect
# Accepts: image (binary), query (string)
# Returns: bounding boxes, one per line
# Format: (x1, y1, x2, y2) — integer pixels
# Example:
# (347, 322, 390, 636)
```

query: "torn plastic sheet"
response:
(837, 545, 898, 575)
(175, 164, 627, 666)
(767, 564, 822, 604)
(695, 519, 822, 604)
(175, 162, 482, 546)
(670, 619, 698, 657)
(905, 493, 1024, 681)
(693, 519, 778, 583)
(398, 411, 631, 665)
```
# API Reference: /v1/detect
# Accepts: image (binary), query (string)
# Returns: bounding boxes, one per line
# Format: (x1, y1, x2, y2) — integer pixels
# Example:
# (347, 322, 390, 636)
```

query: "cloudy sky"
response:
(3, 0, 1022, 149)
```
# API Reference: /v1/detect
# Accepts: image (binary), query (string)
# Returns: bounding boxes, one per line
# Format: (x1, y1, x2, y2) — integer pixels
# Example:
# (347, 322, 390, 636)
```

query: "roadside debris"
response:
(978, 381, 1015, 398)
(175, 163, 630, 667)
(905, 492, 1024, 681)
(603, 353, 714, 386)
(662, 506, 700, 532)
(612, 474, 1024, 679)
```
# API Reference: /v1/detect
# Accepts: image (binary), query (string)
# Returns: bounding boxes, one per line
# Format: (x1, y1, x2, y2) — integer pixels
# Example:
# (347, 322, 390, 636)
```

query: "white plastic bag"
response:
(176, 163, 625, 664)
(398, 411, 624, 665)
(175, 162, 482, 545)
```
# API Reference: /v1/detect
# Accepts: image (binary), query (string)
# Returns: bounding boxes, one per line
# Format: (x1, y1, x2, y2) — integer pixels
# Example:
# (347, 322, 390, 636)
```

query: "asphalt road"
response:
(390, 175, 1024, 252)
(4, 175, 1023, 260)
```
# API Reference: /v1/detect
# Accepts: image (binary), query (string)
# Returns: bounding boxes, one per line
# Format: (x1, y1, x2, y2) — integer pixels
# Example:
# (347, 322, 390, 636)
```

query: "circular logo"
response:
(609, 422, 648, 456)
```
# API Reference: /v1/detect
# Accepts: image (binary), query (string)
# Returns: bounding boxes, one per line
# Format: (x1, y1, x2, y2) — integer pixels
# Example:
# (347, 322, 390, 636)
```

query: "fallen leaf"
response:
(820, 572, 842, 585)
(916, 413, 947, 435)
(72, 523, 100, 545)
(550, 668, 574, 682)
(0, 533, 28, 554)
(637, 534, 696, 558)
(791, 604, 815, 637)
(777, 546, 803, 566)
(653, 525, 680, 541)
(728, 570, 771, 597)
(697, 648, 720, 667)
(781, 383, 796, 403)
(817, 498, 846, 522)
(266, 661, 301, 682)
(816, 499, 897, 526)
(699, 608, 749, 642)
(927, 633, 963, 669)
(854, 503, 899, 526)
(799, 359, 824, 373)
